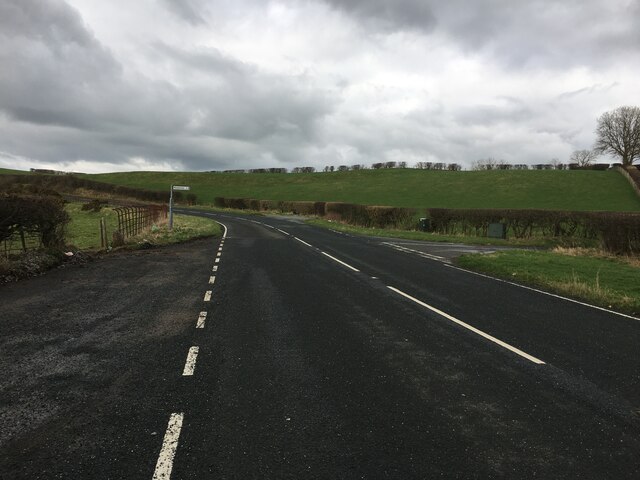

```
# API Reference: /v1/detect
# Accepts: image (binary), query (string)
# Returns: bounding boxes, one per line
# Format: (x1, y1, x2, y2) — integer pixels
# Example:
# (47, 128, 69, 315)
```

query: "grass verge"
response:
(305, 218, 578, 247)
(455, 249, 640, 315)
(65, 202, 222, 250)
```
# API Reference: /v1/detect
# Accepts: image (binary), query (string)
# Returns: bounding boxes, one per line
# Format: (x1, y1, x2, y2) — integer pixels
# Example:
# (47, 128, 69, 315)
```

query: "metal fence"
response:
(114, 205, 168, 239)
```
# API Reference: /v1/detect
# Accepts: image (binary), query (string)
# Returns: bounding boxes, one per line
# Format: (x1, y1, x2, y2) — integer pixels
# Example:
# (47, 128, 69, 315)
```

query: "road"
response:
(1, 211, 639, 479)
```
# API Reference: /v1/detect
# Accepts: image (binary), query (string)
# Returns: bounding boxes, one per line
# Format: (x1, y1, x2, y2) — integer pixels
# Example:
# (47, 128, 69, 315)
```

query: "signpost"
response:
(169, 185, 190, 230)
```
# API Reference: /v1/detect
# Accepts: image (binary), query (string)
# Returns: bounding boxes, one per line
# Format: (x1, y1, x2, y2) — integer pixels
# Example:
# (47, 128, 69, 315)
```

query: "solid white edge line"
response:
(204, 290, 212, 301)
(294, 237, 313, 247)
(444, 264, 640, 322)
(196, 311, 207, 328)
(182, 346, 199, 376)
(209, 276, 216, 284)
(321, 251, 360, 272)
(387, 286, 546, 365)
(152, 412, 184, 480)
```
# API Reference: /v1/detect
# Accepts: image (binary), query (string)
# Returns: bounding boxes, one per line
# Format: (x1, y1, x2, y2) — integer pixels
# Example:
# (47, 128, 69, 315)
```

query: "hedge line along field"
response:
(81, 169, 640, 211)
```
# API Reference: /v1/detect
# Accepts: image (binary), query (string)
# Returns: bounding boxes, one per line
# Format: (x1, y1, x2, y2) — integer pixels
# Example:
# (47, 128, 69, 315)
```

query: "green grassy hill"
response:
(3, 168, 639, 211)
(84, 169, 640, 211)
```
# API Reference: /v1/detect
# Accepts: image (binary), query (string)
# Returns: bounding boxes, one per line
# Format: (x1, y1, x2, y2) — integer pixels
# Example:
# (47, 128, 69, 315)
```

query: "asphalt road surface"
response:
(1, 211, 639, 479)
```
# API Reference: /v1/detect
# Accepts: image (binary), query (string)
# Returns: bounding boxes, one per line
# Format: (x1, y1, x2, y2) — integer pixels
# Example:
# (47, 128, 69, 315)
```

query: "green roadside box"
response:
(488, 222, 506, 239)
(418, 218, 430, 232)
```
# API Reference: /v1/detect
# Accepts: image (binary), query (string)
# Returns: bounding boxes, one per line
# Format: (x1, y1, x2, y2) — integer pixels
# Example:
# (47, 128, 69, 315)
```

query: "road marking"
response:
(382, 242, 448, 262)
(321, 252, 360, 272)
(152, 412, 184, 480)
(209, 276, 216, 285)
(182, 346, 199, 375)
(196, 311, 207, 328)
(218, 247, 223, 252)
(217, 221, 228, 239)
(294, 237, 313, 247)
(214, 258, 220, 263)
(444, 264, 640, 322)
(212, 265, 218, 272)
(204, 290, 212, 301)
(387, 286, 546, 365)
(276, 228, 290, 236)
(216, 252, 222, 257)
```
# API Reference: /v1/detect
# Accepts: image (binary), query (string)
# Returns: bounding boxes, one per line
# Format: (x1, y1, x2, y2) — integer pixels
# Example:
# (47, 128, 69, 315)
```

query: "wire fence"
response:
(2, 229, 42, 258)
(114, 205, 168, 240)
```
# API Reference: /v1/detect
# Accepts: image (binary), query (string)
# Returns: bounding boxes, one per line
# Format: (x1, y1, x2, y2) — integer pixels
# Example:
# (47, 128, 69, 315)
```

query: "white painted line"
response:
(443, 264, 640, 322)
(209, 276, 216, 285)
(214, 258, 220, 263)
(321, 251, 360, 272)
(294, 237, 313, 247)
(387, 286, 546, 365)
(152, 412, 184, 480)
(381, 242, 447, 262)
(218, 247, 223, 252)
(182, 346, 199, 376)
(212, 265, 218, 272)
(276, 228, 291, 236)
(216, 252, 221, 257)
(196, 311, 207, 328)
(217, 221, 228, 239)
(204, 290, 212, 302)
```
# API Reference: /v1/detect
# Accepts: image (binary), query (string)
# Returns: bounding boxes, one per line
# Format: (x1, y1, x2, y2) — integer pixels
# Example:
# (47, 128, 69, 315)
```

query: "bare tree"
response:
(594, 106, 640, 166)
(570, 149, 597, 167)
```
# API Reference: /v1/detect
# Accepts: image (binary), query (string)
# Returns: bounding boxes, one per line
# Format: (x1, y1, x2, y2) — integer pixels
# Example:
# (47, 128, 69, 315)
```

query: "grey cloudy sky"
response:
(1, 0, 639, 173)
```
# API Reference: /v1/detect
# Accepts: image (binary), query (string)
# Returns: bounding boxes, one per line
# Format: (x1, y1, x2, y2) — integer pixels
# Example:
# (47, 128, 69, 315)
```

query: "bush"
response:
(426, 207, 639, 253)
(0, 194, 70, 248)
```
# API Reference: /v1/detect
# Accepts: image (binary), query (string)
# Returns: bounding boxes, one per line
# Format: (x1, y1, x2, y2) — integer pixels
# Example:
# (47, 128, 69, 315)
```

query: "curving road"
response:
(1, 211, 639, 479)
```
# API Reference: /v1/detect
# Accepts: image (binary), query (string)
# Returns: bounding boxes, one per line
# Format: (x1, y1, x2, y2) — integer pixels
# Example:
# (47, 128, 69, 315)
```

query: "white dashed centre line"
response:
(152, 412, 184, 480)
(216, 252, 221, 257)
(321, 252, 360, 272)
(209, 276, 216, 285)
(214, 258, 220, 263)
(387, 286, 546, 365)
(294, 237, 313, 247)
(182, 346, 199, 376)
(212, 265, 218, 272)
(276, 228, 290, 236)
(204, 290, 212, 302)
(196, 311, 207, 328)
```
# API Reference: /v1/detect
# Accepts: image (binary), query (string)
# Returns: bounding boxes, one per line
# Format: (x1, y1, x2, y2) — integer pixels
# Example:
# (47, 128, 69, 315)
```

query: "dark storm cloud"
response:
(0, 0, 335, 170)
(322, 0, 640, 68)
(159, 0, 209, 25)
(321, 0, 436, 33)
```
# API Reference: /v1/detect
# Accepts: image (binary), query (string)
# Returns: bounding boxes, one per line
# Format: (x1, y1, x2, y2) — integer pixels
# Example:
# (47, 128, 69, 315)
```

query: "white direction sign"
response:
(172, 185, 190, 191)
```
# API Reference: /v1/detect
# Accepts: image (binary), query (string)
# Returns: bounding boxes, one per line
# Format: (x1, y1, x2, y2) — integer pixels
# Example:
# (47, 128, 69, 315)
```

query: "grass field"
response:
(65, 202, 221, 250)
(78, 169, 640, 212)
(456, 249, 640, 314)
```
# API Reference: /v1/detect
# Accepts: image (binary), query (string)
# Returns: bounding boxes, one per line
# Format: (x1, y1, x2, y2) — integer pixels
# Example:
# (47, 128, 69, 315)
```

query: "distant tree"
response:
(447, 163, 462, 171)
(398, 161, 408, 168)
(383, 161, 397, 169)
(471, 158, 499, 170)
(415, 161, 434, 170)
(330, 165, 335, 172)
(570, 149, 597, 167)
(351, 164, 363, 170)
(371, 162, 383, 169)
(594, 106, 640, 166)
(337, 165, 349, 171)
